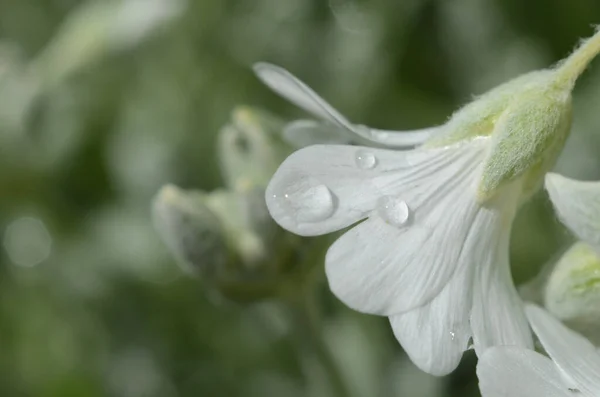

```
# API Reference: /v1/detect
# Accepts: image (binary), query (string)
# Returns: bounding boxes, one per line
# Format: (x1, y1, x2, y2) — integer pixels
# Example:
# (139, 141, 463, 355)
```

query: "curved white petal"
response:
(324, 155, 482, 314)
(545, 173, 600, 250)
(265, 139, 487, 237)
(526, 304, 600, 395)
(254, 63, 442, 148)
(388, 258, 474, 376)
(253, 63, 354, 130)
(477, 346, 570, 397)
(471, 212, 533, 355)
(283, 119, 351, 147)
(387, 185, 526, 375)
(364, 127, 439, 147)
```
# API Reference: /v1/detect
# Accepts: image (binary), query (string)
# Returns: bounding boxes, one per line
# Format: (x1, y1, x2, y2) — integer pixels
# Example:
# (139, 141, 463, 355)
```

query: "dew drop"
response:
(271, 177, 336, 223)
(355, 150, 377, 169)
(377, 196, 410, 227)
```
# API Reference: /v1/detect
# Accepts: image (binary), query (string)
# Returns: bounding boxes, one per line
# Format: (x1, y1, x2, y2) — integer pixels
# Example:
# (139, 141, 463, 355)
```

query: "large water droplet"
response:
(272, 177, 335, 223)
(355, 150, 377, 169)
(377, 196, 410, 227)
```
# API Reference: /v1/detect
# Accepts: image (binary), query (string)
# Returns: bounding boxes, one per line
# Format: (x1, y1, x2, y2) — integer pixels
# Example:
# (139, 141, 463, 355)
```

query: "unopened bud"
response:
(544, 241, 600, 344)
(218, 106, 289, 192)
(152, 184, 228, 277)
(153, 184, 292, 303)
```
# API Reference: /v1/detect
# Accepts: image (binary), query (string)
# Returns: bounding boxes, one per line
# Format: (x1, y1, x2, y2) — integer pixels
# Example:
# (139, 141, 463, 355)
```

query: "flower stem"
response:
(557, 28, 600, 87)
(282, 236, 350, 397)
(293, 290, 350, 397)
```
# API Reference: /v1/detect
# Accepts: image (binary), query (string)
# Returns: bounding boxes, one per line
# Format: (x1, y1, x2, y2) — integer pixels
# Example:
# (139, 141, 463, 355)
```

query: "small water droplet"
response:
(355, 150, 377, 169)
(449, 331, 456, 341)
(271, 177, 336, 223)
(377, 196, 410, 227)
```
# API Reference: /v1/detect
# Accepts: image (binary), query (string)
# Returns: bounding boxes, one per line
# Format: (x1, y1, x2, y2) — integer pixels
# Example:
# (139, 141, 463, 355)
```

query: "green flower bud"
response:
(153, 184, 296, 303)
(152, 184, 228, 277)
(218, 106, 290, 193)
(544, 242, 600, 343)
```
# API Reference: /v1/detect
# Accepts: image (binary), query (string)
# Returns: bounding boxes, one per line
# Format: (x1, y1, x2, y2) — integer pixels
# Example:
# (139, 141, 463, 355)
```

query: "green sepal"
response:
(477, 89, 572, 202)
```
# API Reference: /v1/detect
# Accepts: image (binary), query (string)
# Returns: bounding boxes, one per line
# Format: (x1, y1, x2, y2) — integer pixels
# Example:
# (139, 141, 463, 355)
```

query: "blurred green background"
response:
(1, 0, 600, 396)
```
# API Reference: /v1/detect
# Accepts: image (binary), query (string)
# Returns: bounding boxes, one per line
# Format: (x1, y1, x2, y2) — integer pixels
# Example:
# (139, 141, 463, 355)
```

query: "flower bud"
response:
(153, 184, 293, 303)
(152, 184, 228, 277)
(544, 241, 600, 343)
(218, 106, 290, 193)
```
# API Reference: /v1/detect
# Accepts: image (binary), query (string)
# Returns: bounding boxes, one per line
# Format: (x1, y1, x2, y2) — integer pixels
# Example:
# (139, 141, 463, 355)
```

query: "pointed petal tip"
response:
(252, 61, 273, 75)
(544, 172, 568, 190)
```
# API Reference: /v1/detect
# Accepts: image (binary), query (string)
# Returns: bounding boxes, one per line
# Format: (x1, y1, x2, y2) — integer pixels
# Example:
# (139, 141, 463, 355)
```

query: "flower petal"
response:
(470, 214, 533, 355)
(545, 173, 600, 250)
(388, 262, 473, 376)
(387, 187, 522, 375)
(253, 63, 354, 130)
(477, 346, 570, 397)
(265, 139, 487, 237)
(254, 63, 442, 148)
(322, 139, 489, 314)
(283, 119, 351, 147)
(526, 304, 600, 395)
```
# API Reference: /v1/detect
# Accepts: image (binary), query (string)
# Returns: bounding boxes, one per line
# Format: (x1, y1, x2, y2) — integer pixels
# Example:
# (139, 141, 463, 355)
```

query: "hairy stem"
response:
(557, 28, 600, 87)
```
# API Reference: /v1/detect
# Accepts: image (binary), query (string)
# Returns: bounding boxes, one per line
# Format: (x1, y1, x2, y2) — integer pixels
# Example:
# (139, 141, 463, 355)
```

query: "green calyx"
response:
(424, 28, 600, 204)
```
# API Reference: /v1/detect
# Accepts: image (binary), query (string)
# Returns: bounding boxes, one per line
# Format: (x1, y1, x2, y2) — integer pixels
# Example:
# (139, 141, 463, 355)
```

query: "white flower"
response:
(477, 304, 600, 397)
(255, 30, 600, 375)
(546, 173, 600, 251)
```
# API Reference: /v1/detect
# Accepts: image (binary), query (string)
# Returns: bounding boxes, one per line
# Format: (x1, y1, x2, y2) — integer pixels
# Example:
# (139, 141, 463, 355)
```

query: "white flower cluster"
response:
(254, 29, 600, 394)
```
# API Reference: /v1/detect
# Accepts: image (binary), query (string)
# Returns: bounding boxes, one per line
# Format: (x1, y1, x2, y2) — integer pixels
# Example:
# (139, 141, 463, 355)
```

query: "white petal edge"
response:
(545, 173, 600, 250)
(387, 185, 528, 374)
(322, 138, 489, 314)
(470, 207, 533, 356)
(526, 304, 600, 396)
(253, 62, 442, 148)
(477, 346, 570, 397)
(253, 63, 354, 130)
(265, 138, 488, 237)
(283, 119, 351, 147)
(388, 251, 474, 376)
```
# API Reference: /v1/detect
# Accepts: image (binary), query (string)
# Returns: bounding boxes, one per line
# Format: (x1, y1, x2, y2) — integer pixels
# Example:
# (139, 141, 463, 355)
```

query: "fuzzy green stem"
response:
(557, 29, 600, 87)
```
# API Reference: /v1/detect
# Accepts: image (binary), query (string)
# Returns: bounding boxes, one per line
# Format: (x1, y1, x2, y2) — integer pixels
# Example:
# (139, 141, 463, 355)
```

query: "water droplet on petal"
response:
(355, 150, 377, 169)
(377, 196, 410, 227)
(271, 177, 336, 223)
